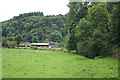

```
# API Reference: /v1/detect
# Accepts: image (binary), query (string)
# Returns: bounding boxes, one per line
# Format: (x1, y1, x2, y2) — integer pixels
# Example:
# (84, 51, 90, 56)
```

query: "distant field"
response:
(2, 48, 118, 78)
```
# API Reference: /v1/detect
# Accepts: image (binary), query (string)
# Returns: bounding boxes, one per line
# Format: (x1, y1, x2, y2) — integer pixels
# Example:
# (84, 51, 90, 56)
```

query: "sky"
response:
(0, 0, 70, 22)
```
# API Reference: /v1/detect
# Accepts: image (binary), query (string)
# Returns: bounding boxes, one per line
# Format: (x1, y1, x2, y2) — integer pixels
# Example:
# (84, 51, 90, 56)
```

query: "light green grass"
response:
(15, 47, 67, 52)
(2, 48, 118, 78)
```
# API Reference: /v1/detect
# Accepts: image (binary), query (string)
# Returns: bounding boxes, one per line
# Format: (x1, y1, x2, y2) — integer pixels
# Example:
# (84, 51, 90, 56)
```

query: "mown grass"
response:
(2, 48, 118, 78)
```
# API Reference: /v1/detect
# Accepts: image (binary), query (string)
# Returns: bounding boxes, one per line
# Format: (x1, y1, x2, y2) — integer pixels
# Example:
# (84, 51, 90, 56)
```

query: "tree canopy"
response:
(65, 2, 119, 58)
(2, 12, 67, 46)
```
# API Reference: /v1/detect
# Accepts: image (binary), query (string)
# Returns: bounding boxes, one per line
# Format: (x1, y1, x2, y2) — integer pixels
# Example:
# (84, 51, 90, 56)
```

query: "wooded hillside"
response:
(2, 12, 67, 46)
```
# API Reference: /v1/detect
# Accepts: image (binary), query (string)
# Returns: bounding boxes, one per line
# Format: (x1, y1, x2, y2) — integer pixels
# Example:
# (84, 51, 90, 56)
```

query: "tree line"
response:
(2, 12, 67, 47)
(65, 2, 119, 58)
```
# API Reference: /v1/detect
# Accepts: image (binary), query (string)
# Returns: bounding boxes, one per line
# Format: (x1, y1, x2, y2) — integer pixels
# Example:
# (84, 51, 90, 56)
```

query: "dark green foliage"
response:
(31, 36, 39, 43)
(75, 18, 93, 56)
(58, 42, 64, 47)
(86, 30, 110, 58)
(2, 12, 67, 45)
(14, 34, 23, 46)
(82, 3, 110, 58)
(108, 4, 119, 45)
(87, 3, 108, 29)
(65, 33, 77, 51)
(65, 2, 88, 51)
(66, 2, 119, 58)
(2, 37, 14, 46)
(49, 31, 62, 42)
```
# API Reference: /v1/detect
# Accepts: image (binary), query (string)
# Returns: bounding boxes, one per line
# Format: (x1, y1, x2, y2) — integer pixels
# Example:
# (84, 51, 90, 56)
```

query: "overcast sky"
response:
(0, 0, 69, 22)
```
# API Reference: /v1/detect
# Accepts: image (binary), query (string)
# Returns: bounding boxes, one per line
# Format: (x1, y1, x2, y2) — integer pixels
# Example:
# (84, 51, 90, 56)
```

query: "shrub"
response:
(58, 42, 64, 48)
(30, 46, 37, 50)
(5, 41, 17, 48)
(77, 29, 110, 59)
(70, 50, 76, 54)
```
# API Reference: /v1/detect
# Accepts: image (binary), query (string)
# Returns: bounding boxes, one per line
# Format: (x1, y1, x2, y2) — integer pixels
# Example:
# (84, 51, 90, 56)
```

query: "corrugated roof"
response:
(31, 43, 49, 45)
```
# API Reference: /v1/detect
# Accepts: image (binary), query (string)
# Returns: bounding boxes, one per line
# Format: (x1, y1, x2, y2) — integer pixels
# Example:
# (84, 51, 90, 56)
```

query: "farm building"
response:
(19, 42, 31, 47)
(31, 43, 50, 47)
(19, 42, 58, 48)
(44, 41, 58, 48)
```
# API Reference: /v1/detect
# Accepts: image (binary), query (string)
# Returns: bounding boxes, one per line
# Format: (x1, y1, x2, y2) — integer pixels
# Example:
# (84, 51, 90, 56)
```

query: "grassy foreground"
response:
(2, 48, 118, 78)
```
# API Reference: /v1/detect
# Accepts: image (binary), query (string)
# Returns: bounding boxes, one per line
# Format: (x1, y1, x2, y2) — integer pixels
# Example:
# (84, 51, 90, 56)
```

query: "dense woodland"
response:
(2, 12, 67, 47)
(65, 2, 119, 58)
(2, 2, 119, 59)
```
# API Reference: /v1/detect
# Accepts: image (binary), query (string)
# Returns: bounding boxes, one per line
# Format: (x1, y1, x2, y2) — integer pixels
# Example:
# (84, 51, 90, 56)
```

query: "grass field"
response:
(2, 48, 118, 78)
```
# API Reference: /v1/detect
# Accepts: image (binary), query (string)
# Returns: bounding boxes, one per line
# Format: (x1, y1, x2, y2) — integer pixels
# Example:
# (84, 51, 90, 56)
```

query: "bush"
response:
(70, 50, 76, 54)
(77, 30, 110, 59)
(30, 46, 37, 50)
(5, 41, 17, 48)
(58, 42, 64, 48)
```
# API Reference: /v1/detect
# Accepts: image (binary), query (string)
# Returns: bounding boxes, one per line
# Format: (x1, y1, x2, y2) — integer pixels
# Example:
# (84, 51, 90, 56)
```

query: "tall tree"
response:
(14, 34, 23, 46)
(75, 3, 110, 58)
(108, 3, 119, 45)
(65, 2, 88, 51)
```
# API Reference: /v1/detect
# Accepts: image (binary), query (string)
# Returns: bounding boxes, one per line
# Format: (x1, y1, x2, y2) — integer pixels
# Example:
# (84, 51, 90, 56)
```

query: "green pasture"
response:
(2, 48, 118, 78)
